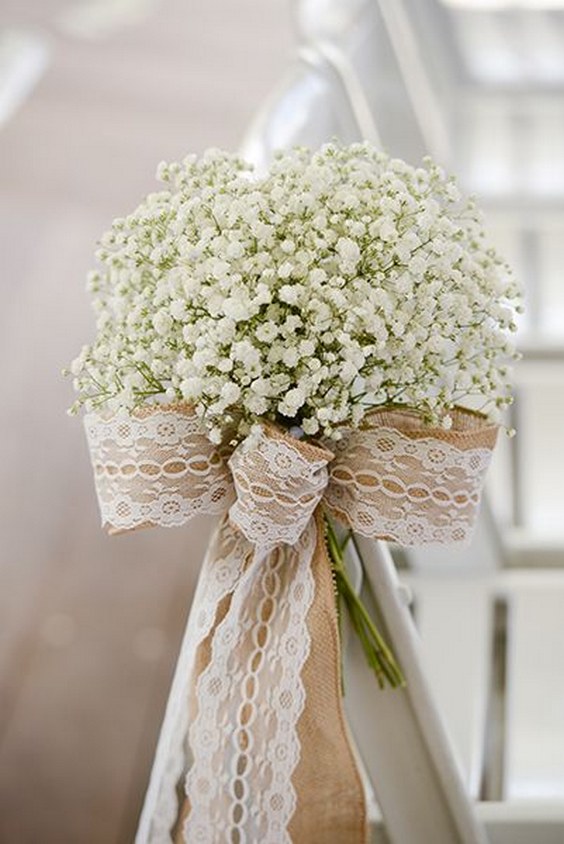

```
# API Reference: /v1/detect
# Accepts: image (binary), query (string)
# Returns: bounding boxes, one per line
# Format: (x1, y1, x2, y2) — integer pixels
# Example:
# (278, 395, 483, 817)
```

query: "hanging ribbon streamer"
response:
(84, 403, 497, 844)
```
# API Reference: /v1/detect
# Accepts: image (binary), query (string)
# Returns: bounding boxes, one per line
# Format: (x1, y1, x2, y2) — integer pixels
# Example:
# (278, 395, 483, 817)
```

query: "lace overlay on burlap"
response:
(84, 406, 234, 532)
(181, 429, 329, 843)
(85, 407, 331, 844)
(184, 522, 317, 844)
(136, 520, 251, 843)
(229, 426, 332, 549)
(324, 408, 498, 545)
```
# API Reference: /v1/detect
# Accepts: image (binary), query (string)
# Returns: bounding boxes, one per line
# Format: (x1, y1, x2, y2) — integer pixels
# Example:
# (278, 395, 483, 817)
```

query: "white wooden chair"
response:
(240, 1, 564, 840)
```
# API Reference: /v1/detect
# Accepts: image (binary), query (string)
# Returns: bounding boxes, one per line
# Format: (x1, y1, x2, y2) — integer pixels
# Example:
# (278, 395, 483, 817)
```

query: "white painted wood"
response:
(344, 620, 466, 844)
(537, 229, 564, 334)
(518, 382, 564, 539)
(376, 0, 451, 163)
(360, 567, 564, 840)
(344, 538, 487, 844)
(400, 503, 502, 797)
(505, 582, 564, 799)
(299, 42, 383, 144)
(477, 801, 564, 844)
(0, 29, 49, 127)
(411, 577, 493, 798)
(405, 567, 564, 802)
(371, 801, 564, 844)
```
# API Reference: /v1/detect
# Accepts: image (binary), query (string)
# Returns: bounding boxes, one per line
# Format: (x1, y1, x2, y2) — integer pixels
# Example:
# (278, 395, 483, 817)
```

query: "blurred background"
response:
(1, 0, 563, 842)
(0, 2, 292, 841)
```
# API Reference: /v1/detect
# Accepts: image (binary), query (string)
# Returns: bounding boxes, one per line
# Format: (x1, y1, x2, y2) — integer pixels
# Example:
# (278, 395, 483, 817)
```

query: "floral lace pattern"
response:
(229, 427, 332, 549)
(136, 520, 251, 844)
(85, 408, 327, 844)
(184, 523, 316, 844)
(325, 416, 496, 545)
(84, 406, 234, 532)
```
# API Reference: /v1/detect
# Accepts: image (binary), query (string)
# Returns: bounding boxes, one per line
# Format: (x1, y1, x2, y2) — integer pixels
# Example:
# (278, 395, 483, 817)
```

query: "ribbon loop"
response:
(324, 407, 498, 545)
(228, 425, 333, 549)
(84, 404, 234, 534)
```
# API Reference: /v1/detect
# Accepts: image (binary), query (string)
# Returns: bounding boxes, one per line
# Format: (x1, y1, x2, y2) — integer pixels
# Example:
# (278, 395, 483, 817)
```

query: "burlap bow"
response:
(84, 403, 497, 844)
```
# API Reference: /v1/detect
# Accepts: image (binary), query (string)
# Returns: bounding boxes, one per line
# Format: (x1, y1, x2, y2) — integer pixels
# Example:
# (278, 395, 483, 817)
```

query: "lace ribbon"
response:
(84, 403, 497, 844)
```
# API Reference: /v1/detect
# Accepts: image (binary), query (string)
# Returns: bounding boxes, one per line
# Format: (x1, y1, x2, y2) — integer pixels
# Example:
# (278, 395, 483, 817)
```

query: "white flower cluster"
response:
(70, 143, 521, 443)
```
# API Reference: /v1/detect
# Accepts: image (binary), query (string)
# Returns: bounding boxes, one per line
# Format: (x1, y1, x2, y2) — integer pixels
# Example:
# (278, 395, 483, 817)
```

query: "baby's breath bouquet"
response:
(70, 142, 520, 688)
(71, 143, 519, 435)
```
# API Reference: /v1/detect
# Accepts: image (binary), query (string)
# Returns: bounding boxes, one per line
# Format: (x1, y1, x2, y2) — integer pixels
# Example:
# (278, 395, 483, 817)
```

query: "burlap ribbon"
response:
(84, 403, 497, 844)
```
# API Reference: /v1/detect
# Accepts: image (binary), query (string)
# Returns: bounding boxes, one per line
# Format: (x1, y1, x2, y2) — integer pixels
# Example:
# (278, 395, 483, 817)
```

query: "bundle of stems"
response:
(324, 513, 405, 690)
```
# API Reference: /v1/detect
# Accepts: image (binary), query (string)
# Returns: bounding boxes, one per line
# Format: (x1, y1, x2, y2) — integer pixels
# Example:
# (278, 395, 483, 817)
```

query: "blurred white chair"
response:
(0, 29, 49, 127)
(241, 1, 564, 841)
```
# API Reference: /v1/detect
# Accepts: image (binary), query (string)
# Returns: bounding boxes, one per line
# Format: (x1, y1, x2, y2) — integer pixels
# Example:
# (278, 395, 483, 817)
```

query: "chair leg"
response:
(342, 536, 488, 844)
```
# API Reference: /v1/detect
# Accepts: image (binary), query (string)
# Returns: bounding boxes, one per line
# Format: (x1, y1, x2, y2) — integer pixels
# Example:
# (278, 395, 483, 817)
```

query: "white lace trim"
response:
(85, 409, 327, 843)
(136, 520, 250, 843)
(184, 523, 317, 844)
(228, 427, 331, 549)
(84, 408, 233, 531)
(325, 425, 493, 545)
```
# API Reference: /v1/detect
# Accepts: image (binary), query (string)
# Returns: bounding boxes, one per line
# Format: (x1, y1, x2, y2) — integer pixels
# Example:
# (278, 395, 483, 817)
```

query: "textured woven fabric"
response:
(84, 402, 497, 843)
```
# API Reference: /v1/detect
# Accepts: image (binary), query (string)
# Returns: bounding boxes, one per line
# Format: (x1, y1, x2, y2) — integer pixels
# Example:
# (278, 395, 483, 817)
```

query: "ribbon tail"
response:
(288, 510, 368, 844)
(135, 518, 251, 844)
(181, 521, 315, 843)
(176, 514, 367, 844)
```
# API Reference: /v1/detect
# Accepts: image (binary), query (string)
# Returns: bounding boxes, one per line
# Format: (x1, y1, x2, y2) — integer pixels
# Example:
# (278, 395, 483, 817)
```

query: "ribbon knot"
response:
(228, 425, 332, 550)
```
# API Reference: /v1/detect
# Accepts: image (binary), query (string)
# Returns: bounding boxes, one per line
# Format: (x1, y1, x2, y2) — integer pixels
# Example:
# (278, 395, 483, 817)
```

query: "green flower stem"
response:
(324, 513, 405, 690)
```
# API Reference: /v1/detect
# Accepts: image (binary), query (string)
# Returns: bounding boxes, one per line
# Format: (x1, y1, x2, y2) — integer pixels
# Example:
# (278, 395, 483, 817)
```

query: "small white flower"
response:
(279, 386, 306, 417)
(336, 237, 360, 268)
(180, 377, 204, 399)
(278, 261, 293, 279)
(301, 417, 320, 435)
(153, 310, 173, 336)
(309, 268, 327, 285)
(233, 340, 260, 367)
(226, 240, 244, 259)
(220, 382, 241, 404)
(70, 345, 89, 375)
(245, 394, 269, 415)
(282, 347, 300, 367)
(222, 297, 250, 322)
(170, 299, 187, 320)
(279, 284, 300, 305)
(209, 426, 222, 444)
(379, 219, 397, 242)
(255, 321, 278, 343)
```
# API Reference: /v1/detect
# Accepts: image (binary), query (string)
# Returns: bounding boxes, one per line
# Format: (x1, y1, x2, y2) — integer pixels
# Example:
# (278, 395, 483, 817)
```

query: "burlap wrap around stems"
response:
(84, 403, 498, 844)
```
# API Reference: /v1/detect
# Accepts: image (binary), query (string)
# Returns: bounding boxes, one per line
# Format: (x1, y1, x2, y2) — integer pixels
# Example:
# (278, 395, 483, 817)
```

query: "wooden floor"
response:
(0, 2, 292, 841)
